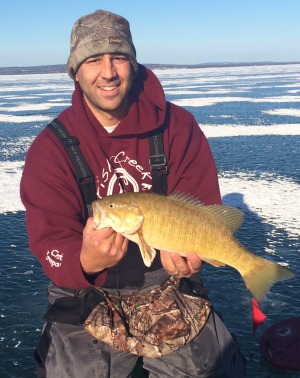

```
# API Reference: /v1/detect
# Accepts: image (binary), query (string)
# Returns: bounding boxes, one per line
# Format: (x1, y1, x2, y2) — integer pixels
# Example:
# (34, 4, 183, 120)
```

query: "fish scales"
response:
(92, 192, 294, 302)
(140, 196, 231, 255)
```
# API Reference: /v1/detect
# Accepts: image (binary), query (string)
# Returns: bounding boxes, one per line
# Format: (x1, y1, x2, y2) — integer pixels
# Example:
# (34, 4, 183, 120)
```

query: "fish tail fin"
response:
(242, 258, 294, 302)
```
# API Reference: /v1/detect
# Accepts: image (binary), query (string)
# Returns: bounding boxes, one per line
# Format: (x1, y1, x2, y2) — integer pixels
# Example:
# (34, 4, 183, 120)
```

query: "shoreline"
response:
(1, 61, 300, 76)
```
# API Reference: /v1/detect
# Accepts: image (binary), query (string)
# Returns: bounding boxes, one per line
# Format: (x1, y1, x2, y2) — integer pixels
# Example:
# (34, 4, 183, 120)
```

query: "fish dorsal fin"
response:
(168, 192, 244, 233)
(205, 205, 244, 233)
(168, 192, 203, 207)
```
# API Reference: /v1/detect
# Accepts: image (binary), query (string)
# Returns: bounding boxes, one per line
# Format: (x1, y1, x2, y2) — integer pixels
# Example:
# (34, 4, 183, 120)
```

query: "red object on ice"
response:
(252, 298, 267, 334)
(259, 317, 300, 371)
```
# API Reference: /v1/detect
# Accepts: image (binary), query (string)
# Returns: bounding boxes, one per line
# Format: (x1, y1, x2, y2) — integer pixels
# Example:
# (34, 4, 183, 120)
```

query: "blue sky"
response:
(1, 0, 299, 67)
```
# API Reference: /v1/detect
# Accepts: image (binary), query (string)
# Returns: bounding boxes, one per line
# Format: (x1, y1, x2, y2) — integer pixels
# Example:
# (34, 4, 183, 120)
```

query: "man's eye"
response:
(87, 58, 102, 64)
(113, 56, 128, 63)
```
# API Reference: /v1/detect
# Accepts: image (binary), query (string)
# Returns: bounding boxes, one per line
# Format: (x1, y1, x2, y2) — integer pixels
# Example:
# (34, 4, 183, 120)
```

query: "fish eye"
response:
(109, 203, 114, 209)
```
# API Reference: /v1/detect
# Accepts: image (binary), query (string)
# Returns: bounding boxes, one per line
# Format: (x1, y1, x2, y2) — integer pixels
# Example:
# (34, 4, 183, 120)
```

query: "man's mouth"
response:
(100, 85, 118, 91)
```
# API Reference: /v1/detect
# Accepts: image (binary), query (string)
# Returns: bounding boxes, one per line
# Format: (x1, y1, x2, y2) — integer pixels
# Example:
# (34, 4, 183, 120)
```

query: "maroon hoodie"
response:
(20, 65, 221, 290)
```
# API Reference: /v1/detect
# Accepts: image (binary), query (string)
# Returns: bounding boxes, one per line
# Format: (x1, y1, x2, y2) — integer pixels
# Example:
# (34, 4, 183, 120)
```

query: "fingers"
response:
(84, 217, 114, 237)
(85, 217, 127, 248)
(162, 251, 190, 277)
(186, 253, 203, 273)
(117, 232, 129, 253)
(160, 251, 202, 278)
(81, 219, 128, 274)
(106, 231, 128, 256)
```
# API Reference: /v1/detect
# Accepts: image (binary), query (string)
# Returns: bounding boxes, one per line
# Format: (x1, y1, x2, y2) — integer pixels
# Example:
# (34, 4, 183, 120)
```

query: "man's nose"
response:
(101, 56, 117, 79)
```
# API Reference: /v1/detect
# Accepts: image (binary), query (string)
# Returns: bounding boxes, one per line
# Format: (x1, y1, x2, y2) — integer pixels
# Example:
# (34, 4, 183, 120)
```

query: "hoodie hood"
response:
(70, 64, 167, 138)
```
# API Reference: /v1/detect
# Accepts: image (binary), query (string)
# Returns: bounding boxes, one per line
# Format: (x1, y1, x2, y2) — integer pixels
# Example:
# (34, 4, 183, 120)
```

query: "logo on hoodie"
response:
(46, 249, 63, 268)
(96, 150, 152, 198)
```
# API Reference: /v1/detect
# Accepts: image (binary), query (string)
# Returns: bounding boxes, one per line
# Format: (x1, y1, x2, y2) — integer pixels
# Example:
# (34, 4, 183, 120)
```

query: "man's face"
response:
(75, 54, 134, 124)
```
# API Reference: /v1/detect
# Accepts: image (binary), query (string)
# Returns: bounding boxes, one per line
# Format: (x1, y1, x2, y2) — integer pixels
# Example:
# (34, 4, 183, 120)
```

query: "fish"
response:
(92, 192, 294, 302)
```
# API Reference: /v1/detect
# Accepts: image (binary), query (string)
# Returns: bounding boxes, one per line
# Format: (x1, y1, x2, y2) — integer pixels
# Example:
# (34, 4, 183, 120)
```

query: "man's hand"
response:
(80, 217, 128, 274)
(160, 251, 202, 278)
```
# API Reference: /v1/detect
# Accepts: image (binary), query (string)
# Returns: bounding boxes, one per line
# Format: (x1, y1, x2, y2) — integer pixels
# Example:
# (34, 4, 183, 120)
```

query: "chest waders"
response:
(34, 118, 168, 377)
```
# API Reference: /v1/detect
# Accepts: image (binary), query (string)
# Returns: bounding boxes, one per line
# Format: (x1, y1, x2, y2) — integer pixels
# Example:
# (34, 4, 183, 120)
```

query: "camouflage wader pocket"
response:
(83, 277, 211, 358)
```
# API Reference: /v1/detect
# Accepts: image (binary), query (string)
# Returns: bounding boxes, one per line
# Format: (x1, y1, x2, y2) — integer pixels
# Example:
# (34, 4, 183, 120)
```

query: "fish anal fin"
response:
(205, 205, 244, 233)
(202, 258, 226, 267)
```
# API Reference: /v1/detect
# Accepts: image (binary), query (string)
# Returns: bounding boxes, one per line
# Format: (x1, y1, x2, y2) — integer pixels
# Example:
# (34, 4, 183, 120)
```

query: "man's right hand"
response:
(80, 217, 128, 275)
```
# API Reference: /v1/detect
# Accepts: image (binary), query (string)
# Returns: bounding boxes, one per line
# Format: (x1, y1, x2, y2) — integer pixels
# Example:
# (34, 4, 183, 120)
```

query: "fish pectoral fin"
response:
(202, 258, 226, 267)
(136, 230, 156, 267)
(118, 206, 144, 234)
(119, 215, 143, 234)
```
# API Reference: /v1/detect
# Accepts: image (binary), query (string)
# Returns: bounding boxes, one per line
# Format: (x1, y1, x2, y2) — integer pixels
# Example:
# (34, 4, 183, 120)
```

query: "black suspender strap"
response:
(148, 131, 168, 195)
(47, 118, 96, 217)
(47, 118, 168, 218)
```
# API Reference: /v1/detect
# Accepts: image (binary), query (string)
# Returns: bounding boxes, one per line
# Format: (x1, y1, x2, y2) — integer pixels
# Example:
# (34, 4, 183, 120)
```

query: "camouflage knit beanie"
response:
(67, 10, 138, 79)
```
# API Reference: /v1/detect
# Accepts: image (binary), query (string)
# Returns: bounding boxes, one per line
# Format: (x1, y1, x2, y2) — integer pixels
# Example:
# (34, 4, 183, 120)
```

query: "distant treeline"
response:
(0, 61, 300, 75)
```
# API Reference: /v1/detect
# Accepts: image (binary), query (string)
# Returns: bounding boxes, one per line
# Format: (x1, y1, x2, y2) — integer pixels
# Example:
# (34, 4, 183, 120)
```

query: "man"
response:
(21, 10, 245, 377)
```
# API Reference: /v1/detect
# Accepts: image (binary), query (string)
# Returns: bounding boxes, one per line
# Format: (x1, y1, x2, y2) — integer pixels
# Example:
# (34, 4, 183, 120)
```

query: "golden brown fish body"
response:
(93, 192, 293, 302)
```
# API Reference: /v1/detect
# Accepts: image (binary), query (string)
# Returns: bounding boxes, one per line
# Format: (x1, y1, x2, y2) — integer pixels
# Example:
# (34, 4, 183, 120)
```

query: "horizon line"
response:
(1, 60, 300, 70)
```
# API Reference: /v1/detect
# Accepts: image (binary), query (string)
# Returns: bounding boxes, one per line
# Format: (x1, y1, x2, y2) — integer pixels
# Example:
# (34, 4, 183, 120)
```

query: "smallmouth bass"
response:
(93, 192, 294, 302)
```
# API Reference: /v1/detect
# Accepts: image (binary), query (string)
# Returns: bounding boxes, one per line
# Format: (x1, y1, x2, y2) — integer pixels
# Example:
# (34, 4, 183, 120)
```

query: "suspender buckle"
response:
(149, 154, 168, 173)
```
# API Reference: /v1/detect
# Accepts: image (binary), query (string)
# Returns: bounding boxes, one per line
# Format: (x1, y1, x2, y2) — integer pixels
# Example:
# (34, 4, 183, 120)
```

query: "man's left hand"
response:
(160, 251, 203, 278)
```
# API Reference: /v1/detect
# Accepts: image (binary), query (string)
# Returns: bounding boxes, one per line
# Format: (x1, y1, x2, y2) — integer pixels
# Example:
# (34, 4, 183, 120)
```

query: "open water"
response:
(0, 64, 299, 377)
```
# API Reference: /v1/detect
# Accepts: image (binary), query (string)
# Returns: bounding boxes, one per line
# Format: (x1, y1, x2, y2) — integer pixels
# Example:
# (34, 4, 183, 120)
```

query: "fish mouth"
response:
(93, 203, 106, 229)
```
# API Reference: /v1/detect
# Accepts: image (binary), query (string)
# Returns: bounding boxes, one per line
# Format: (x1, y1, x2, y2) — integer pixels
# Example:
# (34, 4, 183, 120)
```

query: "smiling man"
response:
(21, 10, 245, 378)
(75, 54, 134, 125)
